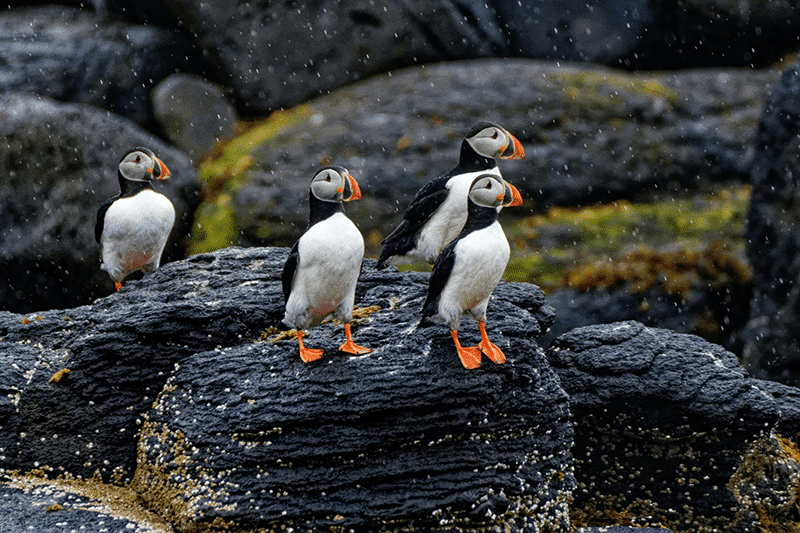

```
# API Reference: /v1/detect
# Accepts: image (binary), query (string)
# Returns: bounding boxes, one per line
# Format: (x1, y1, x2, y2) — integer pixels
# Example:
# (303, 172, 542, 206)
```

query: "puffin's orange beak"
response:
(502, 133, 525, 160)
(345, 173, 362, 201)
(505, 183, 523, 207)
(154, 157, 172, 180)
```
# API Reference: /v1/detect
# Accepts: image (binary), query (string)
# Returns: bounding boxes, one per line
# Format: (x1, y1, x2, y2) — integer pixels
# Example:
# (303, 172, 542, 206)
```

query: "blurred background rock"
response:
(2, 0, 800, 384)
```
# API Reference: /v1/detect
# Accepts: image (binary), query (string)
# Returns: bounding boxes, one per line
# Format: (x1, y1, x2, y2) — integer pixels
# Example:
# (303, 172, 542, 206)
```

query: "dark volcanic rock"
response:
(0, 246, 571, 531)
(162, 0, 507, 115)
(196, 59, 774, 252)
(547, 321, 782, 532)
(742, 58, 800, 386)
(0, 93, 200, 314)
(0, 477, 171, 533)
(151, 73, 239, 163)
(0, 5, 203, 130)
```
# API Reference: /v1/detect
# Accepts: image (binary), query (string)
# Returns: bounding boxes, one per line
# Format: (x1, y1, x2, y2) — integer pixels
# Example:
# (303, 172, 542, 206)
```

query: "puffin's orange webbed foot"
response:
(114, 281, 122, 291)
(339, 323, 371, 355)
(478, 322, 506, 364)
(297, 330, 323, 363)
(451, 330, 481, 369)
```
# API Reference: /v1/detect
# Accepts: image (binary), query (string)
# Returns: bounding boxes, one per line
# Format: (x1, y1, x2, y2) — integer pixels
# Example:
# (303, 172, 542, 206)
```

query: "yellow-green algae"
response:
(188, 106, 310, 254)
(2, 471, 174, 532)
(503, 184, 751, 292)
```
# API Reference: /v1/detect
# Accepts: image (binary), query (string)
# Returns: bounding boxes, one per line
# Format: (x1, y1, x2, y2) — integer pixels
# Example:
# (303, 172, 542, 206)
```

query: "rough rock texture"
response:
(547, 321, 783, 532)
(0, 246, 572, 531)
(196, 59, 775, 252)
(0, 5, 204, 131)
(0, 476, 172, 533)
(497, 0, 800, 69)
(743, 58, 800, 386)
(151, 73, 238, 163)
(0, 93, 201, 314)
(541, 261, 752, 354)
(161, 0, 508, 114)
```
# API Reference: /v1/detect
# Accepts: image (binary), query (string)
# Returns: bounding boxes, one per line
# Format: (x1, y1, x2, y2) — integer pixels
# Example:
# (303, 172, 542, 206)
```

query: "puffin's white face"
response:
(466, 124, 525, 160)
(119, 149, 171, 182)
(311, 168, 346, 202)
(310, 167, 362, 202)
(469, 176, 506, 208)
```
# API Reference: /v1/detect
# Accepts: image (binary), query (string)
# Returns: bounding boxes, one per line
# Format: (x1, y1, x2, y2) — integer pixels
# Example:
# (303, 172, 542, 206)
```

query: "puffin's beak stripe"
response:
(505, 183, 523, 207)
(504, 134, 525, 160)
(345, 174, 362, 201)
(155, 157, 172, 180)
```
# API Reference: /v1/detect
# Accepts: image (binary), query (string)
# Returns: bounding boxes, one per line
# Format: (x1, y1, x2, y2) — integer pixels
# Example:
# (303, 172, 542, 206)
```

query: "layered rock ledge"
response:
(1, 247, 799, 532)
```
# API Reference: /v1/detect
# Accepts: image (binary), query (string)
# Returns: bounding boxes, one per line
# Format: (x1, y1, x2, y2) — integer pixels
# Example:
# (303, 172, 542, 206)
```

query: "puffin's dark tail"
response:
(278, 320, 293, 331)
(416, 314, 436, 330)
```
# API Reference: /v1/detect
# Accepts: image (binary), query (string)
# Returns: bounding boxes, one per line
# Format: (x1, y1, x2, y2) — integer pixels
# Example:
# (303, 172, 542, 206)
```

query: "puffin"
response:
(418, 174, 518, 369)
(376, 121, 524, 269)
(95, 147, 175, 291)
(280, 166, 372, 363)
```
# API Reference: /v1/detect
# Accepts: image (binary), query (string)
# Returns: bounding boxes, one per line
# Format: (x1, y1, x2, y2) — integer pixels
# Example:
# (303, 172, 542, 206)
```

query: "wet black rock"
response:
(0, 93, 201, 314)
(208, 59, 774, 250)
(151, 73, 239, 162)
(742, 58, 800, 386)
(0, 478, 170, 533)
(0, 5, 204, 131)
(0, 246, 572, 531)
(546, 321, 788, 532)
(496, 0, 800, 69)
(161, 0, 508, 115)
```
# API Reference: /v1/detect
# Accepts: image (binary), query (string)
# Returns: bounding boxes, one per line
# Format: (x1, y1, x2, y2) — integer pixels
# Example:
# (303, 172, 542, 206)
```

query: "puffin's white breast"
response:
(286, 212, 364, 327)
(436, 220, 510, 323)
(101, 189, 175, 279)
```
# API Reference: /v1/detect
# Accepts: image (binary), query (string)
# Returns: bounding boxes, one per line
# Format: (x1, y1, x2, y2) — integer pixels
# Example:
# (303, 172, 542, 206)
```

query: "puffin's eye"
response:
(485, 182, 492, 189)
(491, 131, 498, 139)
(325, 175, 331, 182)
(134, 156, 141, 163)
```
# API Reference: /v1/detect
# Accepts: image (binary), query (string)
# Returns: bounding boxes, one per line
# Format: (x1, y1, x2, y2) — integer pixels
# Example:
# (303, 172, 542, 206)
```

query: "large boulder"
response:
(0, 5, 204, 131)
(160, 0, 507, 115)
(0, 93, 201, 314)
(0, 246, 572, 531)
(497, 0, 800, 69)
(193, 59, 775, 253)
(547, 321, 796, 532)
(151, 73, 239, 163)
(742, 58, 800, 385)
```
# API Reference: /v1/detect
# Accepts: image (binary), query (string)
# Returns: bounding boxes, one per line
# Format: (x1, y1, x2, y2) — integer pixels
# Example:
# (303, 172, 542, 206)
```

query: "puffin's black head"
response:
(464, 122, 525, 160)
(118, 147, 172, 182)
(310, 165, 362, 203)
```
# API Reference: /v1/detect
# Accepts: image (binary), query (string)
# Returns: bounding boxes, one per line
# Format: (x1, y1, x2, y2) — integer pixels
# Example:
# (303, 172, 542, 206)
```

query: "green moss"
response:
(504, 185, 751, 291)
(553, 69, 679, 116)
(188, 106, 310, 254)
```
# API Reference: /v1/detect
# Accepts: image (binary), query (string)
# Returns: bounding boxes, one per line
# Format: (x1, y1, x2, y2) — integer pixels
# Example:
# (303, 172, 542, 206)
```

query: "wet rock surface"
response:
(0, 93, 201, 314)
(743, 58, 800, 386)
(209, 59, 774, 251)
(0, 5, 203, 131)
(151, 73, 239, 163)
(546, 321, 788, 532)
(0, 246, 572, 531)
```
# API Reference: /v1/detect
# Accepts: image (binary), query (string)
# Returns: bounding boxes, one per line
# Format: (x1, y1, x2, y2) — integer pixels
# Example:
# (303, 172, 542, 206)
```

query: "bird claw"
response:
(339, 341, 372, 355)
(456, 346, 482, 369)
(299, 347, 324, 363)
(479, 339, 506, 364)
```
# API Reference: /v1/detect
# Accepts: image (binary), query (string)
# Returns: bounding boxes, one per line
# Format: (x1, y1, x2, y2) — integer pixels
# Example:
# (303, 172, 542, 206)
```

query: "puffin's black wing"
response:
(94, 196, 117, 244)
(281, 240, 300, 303)
(421, 238, 457, 319)
(377, 175, 451, 268)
